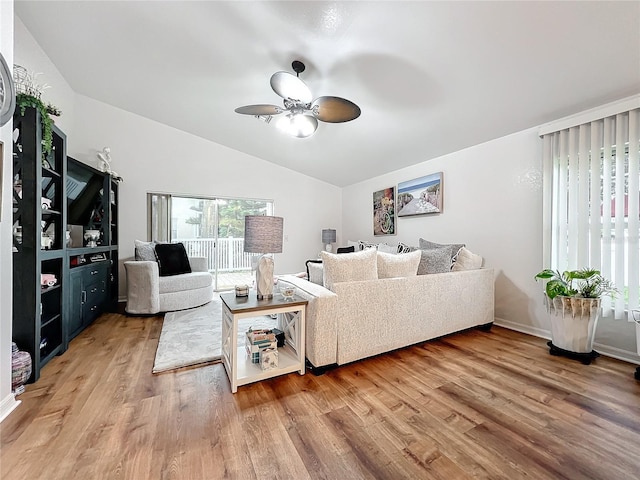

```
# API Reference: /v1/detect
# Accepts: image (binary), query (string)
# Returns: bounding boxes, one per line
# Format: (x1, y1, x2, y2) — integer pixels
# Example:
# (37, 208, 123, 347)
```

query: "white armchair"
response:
(124, 256, 213, 314)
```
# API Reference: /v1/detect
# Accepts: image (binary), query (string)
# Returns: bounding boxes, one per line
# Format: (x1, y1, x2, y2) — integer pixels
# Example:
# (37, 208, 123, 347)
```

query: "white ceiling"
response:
(15, 1, 640, 187)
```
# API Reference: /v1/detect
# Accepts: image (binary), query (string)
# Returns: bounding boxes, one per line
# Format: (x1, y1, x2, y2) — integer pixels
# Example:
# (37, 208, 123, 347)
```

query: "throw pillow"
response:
(306, 260, 324, 286)
(336, 246, 355, 254)
(134, 239, 157, 262)
(452, 247, 484, 271)
(347, 240, 361, 250)
(417, 246, 453, 274)
(320, 248, 378, 291)
(419, 238, 465, 263)
(397, 242, 414, 254)
(154, 242, 192, 276)
(377, 250, 421, 279)
(358, 240, 377, 250)
(377, 243, 398, 254)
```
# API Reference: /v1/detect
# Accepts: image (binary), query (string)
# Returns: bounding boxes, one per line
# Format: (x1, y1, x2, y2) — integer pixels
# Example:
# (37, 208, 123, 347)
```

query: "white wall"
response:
(70, 94, 342, 297)
(13, 16, 75, 136)
(342, 128, 638, 361)
(0, 0, 19, 422)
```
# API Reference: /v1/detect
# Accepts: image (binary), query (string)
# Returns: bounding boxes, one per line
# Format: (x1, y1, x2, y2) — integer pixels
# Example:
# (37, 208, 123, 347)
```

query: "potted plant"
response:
(534, 268, 617, 363)
(13, 65, 61, 160)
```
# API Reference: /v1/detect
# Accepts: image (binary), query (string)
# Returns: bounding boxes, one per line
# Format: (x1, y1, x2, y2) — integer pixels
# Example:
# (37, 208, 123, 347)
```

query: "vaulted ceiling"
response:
(15, 1, 640, 187)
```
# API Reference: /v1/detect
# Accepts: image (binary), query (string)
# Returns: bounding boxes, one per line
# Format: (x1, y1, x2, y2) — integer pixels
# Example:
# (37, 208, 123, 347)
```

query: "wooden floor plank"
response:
(2, 318, 639, 480)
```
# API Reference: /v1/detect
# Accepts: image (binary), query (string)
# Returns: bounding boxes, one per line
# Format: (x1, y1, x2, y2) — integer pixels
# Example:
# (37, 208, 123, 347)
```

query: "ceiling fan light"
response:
(276, 114, 317, 138)
(292, 114, 317, 138)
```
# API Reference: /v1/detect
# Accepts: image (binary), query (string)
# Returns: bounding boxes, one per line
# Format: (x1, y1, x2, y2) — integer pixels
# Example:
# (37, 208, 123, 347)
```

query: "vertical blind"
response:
(542, 108, 640, 321)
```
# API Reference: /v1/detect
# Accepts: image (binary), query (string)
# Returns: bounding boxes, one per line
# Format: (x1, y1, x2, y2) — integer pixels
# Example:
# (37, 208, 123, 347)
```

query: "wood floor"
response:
(2, 313, 639, 480)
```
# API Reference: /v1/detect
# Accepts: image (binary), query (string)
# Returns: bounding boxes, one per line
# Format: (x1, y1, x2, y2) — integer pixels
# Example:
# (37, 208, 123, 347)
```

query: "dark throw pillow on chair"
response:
(154, 242, 192, 276)
(336, 246, 355, 254)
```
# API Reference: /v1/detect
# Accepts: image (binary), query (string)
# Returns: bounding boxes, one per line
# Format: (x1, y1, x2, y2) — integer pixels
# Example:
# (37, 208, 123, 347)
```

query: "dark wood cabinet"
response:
(68, 261, 109, 340)
(12, 107, 119, 383)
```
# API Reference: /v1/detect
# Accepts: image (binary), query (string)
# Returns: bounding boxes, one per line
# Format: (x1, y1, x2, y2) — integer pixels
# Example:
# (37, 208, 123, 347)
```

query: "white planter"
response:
(545, 295, 601, 354)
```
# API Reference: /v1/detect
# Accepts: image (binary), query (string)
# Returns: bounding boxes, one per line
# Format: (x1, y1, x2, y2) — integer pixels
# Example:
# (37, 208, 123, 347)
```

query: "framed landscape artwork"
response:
(397, 172, 443, 217)
(373, 187, 396, 236)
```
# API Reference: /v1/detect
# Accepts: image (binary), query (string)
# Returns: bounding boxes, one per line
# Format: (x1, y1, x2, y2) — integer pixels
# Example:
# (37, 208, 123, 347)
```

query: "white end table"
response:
(220, 292, 307, 393)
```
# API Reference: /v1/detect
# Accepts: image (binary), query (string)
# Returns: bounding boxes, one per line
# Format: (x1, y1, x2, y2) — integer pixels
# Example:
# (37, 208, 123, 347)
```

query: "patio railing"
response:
(175, 237, 254, 272)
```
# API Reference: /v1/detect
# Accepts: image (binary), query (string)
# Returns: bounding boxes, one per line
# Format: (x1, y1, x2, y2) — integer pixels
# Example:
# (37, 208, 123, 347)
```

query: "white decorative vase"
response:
(545, 295, 601, 355)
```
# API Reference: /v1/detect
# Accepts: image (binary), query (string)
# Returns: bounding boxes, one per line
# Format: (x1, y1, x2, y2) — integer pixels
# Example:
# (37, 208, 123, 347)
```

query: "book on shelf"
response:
(245, 340, 277, 354)
(246, 341, 277, 363)
(246, 329, 276, 343)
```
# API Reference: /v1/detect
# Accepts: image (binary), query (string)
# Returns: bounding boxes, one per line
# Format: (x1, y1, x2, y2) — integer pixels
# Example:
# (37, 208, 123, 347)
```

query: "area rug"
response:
(152, 296, 276, 374)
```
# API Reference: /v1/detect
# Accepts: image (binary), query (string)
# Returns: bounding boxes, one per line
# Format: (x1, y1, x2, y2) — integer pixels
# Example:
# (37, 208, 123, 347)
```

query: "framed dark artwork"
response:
(373, 187, 396, 236)
(397, 172, 443, 217)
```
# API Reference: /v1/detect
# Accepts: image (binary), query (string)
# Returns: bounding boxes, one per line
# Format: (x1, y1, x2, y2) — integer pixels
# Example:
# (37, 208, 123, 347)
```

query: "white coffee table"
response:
(220, 291, 307, 393)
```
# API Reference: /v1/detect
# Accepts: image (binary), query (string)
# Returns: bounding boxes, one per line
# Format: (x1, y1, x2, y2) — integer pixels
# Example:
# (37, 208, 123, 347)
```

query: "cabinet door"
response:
(68, 270, 83, 339)
(82, 263, 109, 326)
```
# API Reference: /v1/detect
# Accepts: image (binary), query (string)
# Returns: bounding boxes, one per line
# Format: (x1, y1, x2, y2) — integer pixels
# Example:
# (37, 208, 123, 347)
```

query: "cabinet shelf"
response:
(41, 209, 62, 216)
(68, 245, 113, 256)
(41, 313, 61, 329)
(42, 167, 61, 179)
(41, 283, 61, 295)
(40, 345, 63, 367)
(40, 250, 64, 260)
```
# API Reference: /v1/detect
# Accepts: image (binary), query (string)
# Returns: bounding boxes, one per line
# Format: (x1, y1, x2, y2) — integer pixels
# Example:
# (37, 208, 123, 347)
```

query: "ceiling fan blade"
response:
(270, 71, 313, 104)
(311, 96, 361, 123)
(234, 104, 283, 115)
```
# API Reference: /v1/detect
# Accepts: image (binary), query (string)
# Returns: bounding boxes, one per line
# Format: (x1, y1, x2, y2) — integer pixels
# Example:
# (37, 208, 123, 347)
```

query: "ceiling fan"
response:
(235, 60, 361, 138)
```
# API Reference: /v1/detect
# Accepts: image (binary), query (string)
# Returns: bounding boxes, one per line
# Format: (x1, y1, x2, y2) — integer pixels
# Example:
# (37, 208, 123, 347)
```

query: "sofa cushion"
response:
(419, 238, 465, 262)
(306, 260, 324, 286)
(135, 239, 157, 262)
(417, 246, 452, 274)
(155, 242, 192, 276)
(377, 243, 398, 254)
(377, 250, 421, 278)
(320, 248, 378, 291)
(158, 271, 212, 294)
(452, 247, 484, 271)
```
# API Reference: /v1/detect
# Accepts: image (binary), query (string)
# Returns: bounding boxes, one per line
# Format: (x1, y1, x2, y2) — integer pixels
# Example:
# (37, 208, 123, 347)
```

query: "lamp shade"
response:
(244, 216, 284, 253)
(322, 229, 336, 244)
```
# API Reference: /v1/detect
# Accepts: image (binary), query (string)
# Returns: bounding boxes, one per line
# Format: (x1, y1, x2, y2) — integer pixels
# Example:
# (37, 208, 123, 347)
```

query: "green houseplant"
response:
(13, 65, 61, 160)
(535, 268, 617, 363)
(16, 93, 61, 158)
(534, 268, 617, 300)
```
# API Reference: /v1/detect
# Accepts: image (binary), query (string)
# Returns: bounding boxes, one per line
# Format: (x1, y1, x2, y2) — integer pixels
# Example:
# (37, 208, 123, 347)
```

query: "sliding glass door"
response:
(148, 193, 273, 291)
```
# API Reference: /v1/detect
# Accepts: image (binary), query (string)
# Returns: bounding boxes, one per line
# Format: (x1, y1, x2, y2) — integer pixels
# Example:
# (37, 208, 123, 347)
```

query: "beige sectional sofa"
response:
(277, 248, 495, 369)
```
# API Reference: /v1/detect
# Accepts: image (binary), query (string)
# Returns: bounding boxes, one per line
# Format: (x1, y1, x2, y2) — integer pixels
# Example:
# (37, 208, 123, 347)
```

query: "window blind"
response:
(542, 108, 640, 321)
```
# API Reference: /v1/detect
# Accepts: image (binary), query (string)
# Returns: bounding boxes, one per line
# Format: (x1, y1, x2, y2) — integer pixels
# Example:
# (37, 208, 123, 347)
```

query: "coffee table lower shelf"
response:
(228, 345, 302, 389)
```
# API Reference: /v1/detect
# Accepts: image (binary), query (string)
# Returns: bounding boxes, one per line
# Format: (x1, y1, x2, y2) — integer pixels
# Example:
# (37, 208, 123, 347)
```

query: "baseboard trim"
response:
(0, 393, 20, 423)
(592, 342, 640, 365)
(494, 317, 551, 340)
(494, 317, 640, 366)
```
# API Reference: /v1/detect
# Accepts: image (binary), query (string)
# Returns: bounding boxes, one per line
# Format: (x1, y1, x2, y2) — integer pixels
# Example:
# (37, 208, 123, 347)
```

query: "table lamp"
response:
(244, 215, 284, 299)
(322, 229, 336, 252)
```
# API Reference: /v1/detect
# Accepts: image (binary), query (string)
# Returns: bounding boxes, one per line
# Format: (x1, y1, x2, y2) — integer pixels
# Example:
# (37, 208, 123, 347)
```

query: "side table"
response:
(220, 292, 307, 393)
